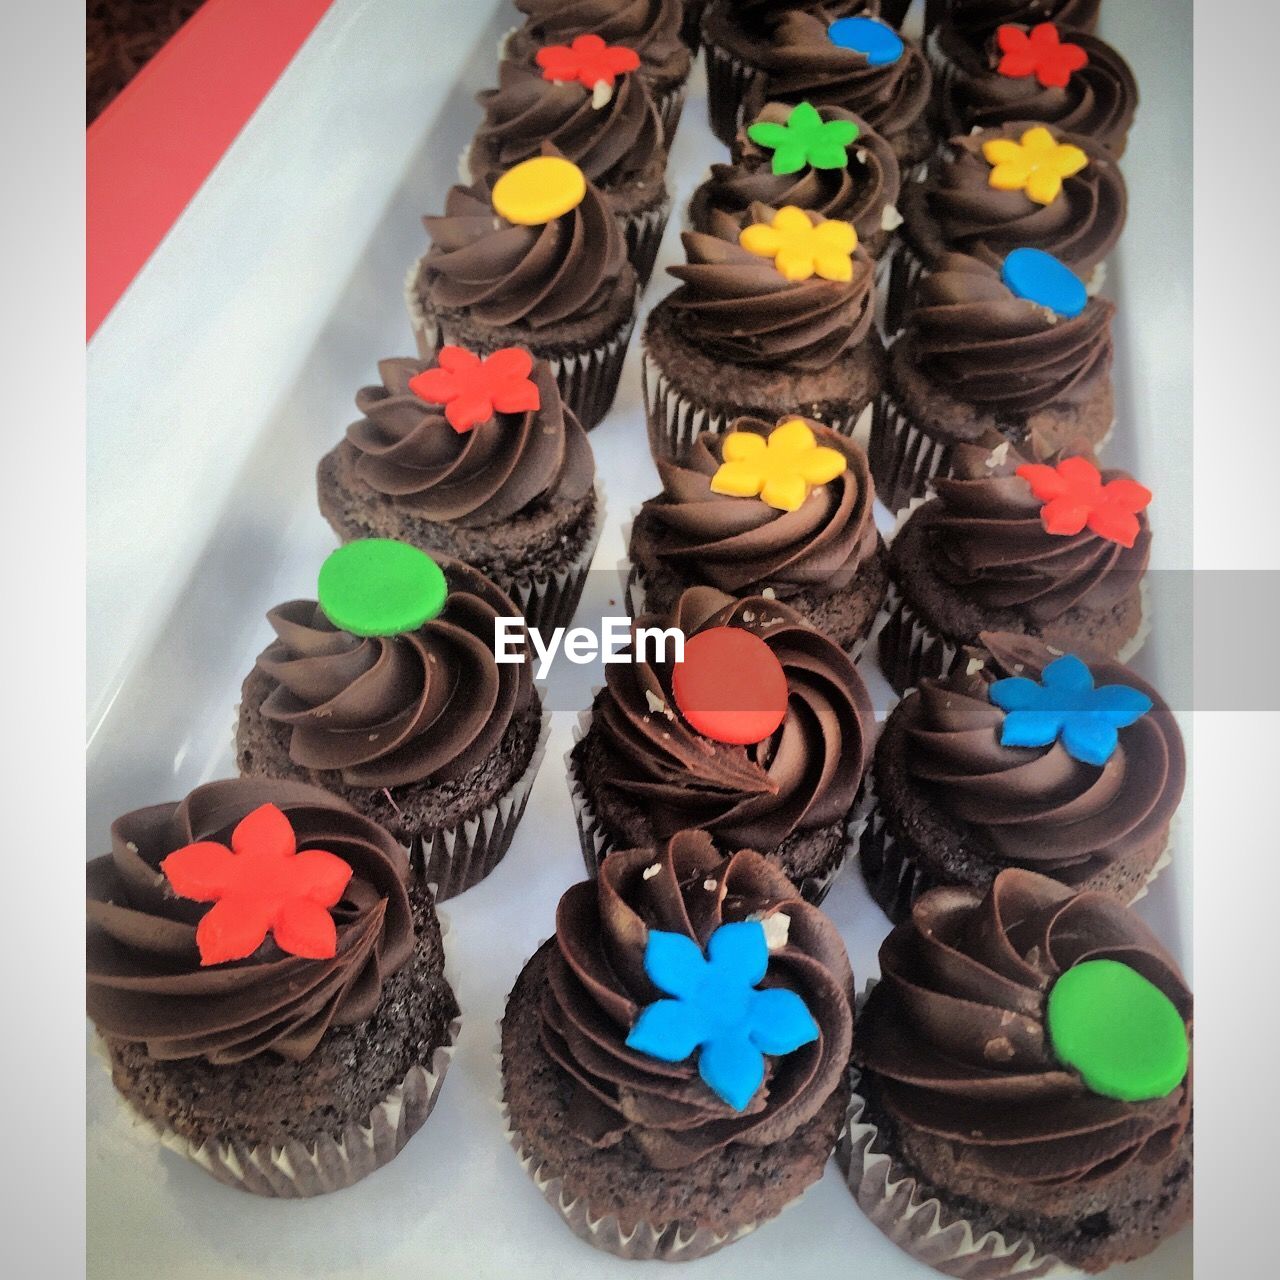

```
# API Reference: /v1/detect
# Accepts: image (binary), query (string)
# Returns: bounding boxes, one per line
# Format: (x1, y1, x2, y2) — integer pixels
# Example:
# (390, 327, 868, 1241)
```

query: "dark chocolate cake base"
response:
(501, 940, 850, 1252)
(852, 1068, 1193, 1274)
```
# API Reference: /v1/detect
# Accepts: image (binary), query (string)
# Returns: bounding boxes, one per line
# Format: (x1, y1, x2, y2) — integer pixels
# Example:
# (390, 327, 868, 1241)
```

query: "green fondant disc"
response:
(1047, 959, 1189, 1103)
(317, 540, 447, 637)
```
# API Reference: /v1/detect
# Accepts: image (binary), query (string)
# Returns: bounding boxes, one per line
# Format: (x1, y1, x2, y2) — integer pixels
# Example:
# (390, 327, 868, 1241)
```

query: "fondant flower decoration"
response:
(746, 101, 861, 176)
(625, 921, 819, 1112)
(988, 654, 1154, 767)
(491, 154, 587, 225)
(1002, 247, 1087, 318)
(1016, 455, 1152, 548)
(317, 539, 448, 637)
(710, 418, 848, 512)
(982, 125, 1088, 205)
(409, 345, 541, 433)
(161, 804, 353, 966)
(827, 15, 904, 66)
(672, 626, 790, 745)
(996, 23, 1089, 90)
(535, 33, 641, 108)
(739, 206, 858, 283)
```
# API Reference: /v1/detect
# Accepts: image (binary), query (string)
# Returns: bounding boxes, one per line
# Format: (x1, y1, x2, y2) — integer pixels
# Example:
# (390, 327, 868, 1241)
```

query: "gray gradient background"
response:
(3, 0, 1277, 1277)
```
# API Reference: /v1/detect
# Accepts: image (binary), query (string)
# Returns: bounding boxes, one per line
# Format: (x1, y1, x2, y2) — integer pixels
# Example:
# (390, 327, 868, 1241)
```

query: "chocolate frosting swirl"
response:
(855, 867, 1190, 1187)
(922, 123, 1126, 277)
(754, 11, 932, 140)
(591, 586, 875, 847)
(254, 558, 534, 788)
(944, 0, 1100, 41)
(904, 252, 1113, 412)
(87, 778, 415, 1065)
(636, 416, 879, 598)
(544, 829, 854, 1169)
(346, 355, 595, 526)
(514, 0, 689, 76)
(897, 632, 1183, 874)
(926, 436, 1150, 623)
(719, 1, 876, 40)
(472, 60, 664, 190)
(690, 103, 900, 244)
(944, 28, 1138, 154)
(665, 210, 875, 370)
(421, 168, 629, 330)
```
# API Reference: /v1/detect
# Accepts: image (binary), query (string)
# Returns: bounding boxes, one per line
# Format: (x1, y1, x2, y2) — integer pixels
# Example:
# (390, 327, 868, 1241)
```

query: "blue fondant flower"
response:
(988, 654, 1154, 767)
(625, 921, 819, 1112)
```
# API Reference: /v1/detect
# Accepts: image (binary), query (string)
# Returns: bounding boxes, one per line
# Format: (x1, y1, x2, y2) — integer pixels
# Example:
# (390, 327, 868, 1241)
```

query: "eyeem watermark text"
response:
(494, 617, 684, 680)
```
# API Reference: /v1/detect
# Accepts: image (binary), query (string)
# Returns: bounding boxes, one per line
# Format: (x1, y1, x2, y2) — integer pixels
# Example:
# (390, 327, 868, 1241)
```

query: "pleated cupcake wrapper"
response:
(654, 81, 689, 151)
(413, 711, 551, 900)
(493, 973, 766, 1263)
(622, 194, 673, 292)
(500, 485, 606, 634)
(868, 385, 956, 514)
(404, 259, 637, 431)
(703, 36, 764, 147)
(836, 1052, 1073, 1278)
(858, 753, 1177, 926)
(876, 580, 962, 697)
(641, 348, 875, 465)
(565, 704, 864, 906)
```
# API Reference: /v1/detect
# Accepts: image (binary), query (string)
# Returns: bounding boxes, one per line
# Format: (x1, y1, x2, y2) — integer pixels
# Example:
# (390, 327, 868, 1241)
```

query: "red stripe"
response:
(87, 0, 335, 339)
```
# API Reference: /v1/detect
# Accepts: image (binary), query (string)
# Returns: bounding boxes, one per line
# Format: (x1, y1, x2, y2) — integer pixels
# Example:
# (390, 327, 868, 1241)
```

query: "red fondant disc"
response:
(672, 628, 789, 745)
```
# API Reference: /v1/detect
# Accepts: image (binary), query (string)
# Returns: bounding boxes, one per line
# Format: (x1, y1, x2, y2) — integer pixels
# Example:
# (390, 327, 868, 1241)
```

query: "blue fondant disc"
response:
(827, 17, 904, 66)
(1002, 247, 1088, 318)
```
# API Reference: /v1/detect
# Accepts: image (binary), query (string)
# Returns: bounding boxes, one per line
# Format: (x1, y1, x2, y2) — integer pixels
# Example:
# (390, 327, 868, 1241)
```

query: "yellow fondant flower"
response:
(709, 419, 848, 512)
(982, 126, 1088, 206)
(738, 206, 858, 283)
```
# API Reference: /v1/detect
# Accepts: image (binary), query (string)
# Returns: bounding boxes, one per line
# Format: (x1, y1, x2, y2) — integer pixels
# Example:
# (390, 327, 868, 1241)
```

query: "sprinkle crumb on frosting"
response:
(642, 863, 662, 881)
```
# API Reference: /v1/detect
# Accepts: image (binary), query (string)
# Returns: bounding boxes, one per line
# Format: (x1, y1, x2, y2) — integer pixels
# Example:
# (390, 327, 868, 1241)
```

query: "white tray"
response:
(86, 2, 1192, 1277)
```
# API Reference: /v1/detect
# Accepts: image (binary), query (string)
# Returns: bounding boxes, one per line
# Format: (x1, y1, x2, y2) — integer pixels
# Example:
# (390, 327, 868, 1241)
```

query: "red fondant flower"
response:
(161, 804, 353, 966)
(1016, 456, 1152, 548)
(996, 24, 1089, 90)
(408, 346, 541, 433)
(536, 33, 641, 96)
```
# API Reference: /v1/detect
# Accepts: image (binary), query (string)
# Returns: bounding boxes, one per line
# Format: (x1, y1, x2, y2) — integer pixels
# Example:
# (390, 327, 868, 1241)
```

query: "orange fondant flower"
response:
(409, 346, 541, 433)
(996, 24, 1089, 90)
(1017, 456, 1152, 548)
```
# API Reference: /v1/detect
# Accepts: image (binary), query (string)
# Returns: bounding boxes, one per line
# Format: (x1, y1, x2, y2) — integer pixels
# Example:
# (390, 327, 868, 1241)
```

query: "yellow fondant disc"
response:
(492, 156, 587, 226)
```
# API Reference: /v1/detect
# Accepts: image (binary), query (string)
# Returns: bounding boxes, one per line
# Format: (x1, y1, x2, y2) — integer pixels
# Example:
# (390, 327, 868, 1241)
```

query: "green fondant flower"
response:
(746, 101, 860, 176)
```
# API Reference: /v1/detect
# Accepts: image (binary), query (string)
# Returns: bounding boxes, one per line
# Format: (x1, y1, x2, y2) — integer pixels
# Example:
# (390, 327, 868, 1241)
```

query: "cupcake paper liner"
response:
(876, 580, 961, 696)
(654, 81, 689, 151)
(867, 386, 955, 515)
(836, 1055, 1072, 1278)
(501, 485, 606, 634)
(858, 765, 1177, 926)
(641, 349, 875, 464)
(565, 705, 867, 905)
(622, 194, 673, 293)
(703, 36, 765, 147)
(405, 259, 637, 431)
(413, 710, 551, 900)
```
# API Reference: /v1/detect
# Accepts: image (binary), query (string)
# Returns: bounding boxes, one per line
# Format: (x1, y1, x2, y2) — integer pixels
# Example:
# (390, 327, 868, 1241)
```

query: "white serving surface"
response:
(86, 2, 1192, 1276)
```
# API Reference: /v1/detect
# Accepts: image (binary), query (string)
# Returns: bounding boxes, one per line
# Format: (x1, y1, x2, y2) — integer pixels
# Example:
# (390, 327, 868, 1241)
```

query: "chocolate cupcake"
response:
(236, 541, 547, 900)
(840, 868, 1192, 1275)
(506, 0, 692, 144)
(628, 415, 889, 652)
(317, 349, 601, 632)
(468, 51, 671, 287)
(862, 631, 1182, 920)
(407, 153, 637, 431)
(87, 778, 462, 1197)
(883, 120, 1127, 333)
(642, 205, 883, 463)
(879, 436, 1151, 692)
(569, 585, 876, 903)
(870, 251, 1114, 511)
(701, 1, 880, 147)
(935, 22, 1139, 157)
(501, 830, 855, 1259)
(931, 0, 1100, 52)
(688, 100, 902, 259)
(745, 10, 934, 170)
